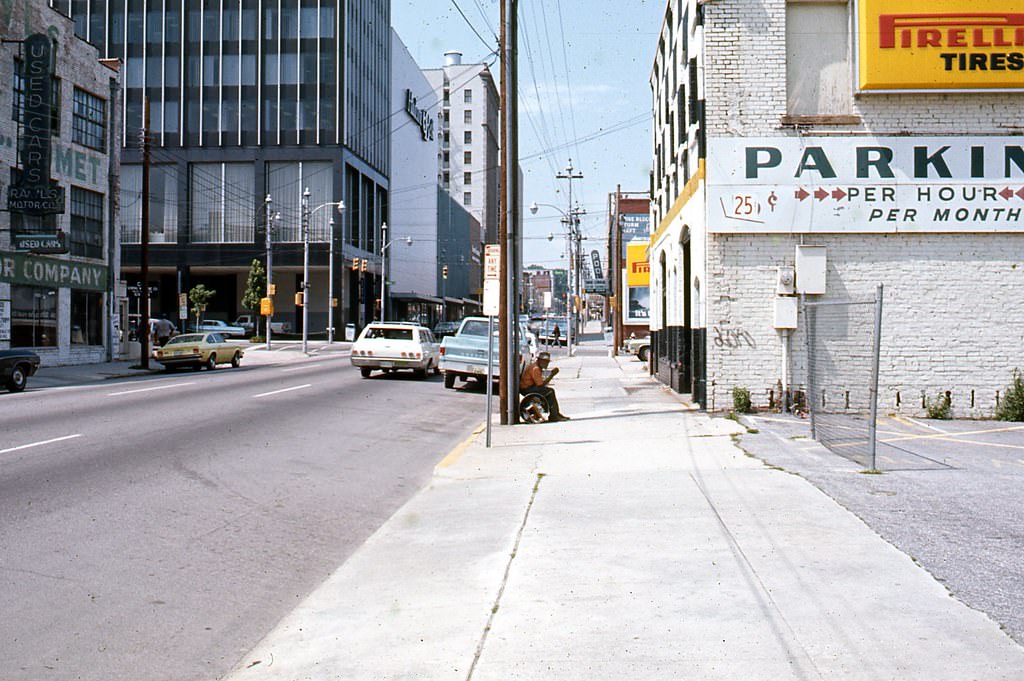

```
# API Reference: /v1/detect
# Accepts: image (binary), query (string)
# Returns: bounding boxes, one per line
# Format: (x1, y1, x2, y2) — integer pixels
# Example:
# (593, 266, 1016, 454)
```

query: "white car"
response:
(191, 319, 248, 338)
(350, 322, 440, 379)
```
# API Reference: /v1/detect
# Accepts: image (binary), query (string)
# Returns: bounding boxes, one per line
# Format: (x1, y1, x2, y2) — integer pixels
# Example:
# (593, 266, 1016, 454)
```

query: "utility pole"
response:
(265, 194, 274, 351)
(301, 187, 310, 353)
(557, 160, 583, 356)
(140, 97, 151, 370)
(499, 0, 509, 423)
(380, 221, 388, 321)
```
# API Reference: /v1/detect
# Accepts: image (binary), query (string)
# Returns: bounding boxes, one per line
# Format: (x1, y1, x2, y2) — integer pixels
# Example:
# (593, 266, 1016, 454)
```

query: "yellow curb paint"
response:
(437, 421, 486, 468)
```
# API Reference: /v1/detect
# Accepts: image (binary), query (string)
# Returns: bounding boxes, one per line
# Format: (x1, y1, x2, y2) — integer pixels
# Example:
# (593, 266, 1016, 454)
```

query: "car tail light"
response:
(401, 351, 407, 357)
(192, 347, 199, 353)
(440, 346, 446, 355)
(414, 353, 421, 359)
(367, 350, 373, 356)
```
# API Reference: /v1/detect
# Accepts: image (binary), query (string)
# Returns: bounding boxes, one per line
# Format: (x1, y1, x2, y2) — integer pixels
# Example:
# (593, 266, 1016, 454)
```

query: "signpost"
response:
(484, 244, 501, 447)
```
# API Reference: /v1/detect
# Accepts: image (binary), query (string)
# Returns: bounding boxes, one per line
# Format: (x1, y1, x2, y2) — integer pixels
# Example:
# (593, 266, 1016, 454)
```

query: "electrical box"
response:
(776, 266, 796, 295)
(774, 296, 798, 329)
(796, 245, 827, 295)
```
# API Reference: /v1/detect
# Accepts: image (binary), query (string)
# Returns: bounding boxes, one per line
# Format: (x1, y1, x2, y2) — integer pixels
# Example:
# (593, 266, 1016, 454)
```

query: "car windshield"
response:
(166, 334, 205, 345)
(460, 320, 497, 337)
(363, 327, 413, 340)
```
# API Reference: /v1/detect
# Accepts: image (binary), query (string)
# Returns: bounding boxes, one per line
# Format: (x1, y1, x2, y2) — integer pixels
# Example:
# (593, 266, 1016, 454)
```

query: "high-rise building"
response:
(53, 0, 391, 333)
(423, 51, 499, 297)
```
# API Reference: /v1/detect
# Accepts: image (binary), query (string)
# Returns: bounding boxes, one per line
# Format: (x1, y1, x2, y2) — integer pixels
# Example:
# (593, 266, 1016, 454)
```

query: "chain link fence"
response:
(805, 285, 884, 469)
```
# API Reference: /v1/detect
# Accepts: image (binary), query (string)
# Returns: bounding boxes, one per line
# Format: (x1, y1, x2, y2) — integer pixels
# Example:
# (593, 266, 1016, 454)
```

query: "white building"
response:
(650, 0, 1024, 417)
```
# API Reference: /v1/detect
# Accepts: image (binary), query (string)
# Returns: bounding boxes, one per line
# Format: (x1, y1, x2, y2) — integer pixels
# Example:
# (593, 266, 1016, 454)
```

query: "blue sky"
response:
(391, 0, 665, 270)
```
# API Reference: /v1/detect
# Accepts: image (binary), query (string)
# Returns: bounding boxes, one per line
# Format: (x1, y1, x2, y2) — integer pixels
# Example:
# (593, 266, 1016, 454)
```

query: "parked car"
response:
(439, 317, 532, 389)
(188, 319, 247, 338)
(0, 349, 41, 392)
(350, 322, 440, 379)
(433, 320, 461, 339)
(625, 335, 651, 362)
(233, 314, 292, 335)
(153, 333, 246, 371)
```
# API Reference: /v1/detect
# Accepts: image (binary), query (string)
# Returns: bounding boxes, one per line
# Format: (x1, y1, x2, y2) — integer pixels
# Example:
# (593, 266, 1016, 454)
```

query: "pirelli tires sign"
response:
(857, 0, 1024, 92)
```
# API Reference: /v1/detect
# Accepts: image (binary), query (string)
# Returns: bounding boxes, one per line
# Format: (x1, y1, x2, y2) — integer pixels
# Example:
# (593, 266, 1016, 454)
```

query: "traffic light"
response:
(351, 257, 359, 271)
(360, 258, 368, 272)
(442, 265, 449, 279)
(295, 292, 304, 306)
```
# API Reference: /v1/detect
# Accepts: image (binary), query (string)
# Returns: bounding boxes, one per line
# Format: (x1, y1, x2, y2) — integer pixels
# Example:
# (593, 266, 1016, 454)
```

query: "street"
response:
(0, 354, 483, 681)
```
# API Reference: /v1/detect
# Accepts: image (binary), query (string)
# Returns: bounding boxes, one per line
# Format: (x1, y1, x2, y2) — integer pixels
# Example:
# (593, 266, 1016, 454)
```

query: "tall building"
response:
(0, 2, 122, 366)
(55, 0, 391, 334)
(649, 0, 1024, 416)
(423, 51, 500, 297)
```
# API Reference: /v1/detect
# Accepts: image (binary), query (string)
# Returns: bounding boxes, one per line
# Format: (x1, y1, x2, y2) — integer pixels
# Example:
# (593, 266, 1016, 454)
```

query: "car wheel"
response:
(443, 372, 456, 389)
(206, 354, 217, 370)
(637, 346, 649, 362)
(6, 364, 28, 392)
(360, 367, 372, 378)
(231, 352, 241, 368)
(414, 368, 428, 380)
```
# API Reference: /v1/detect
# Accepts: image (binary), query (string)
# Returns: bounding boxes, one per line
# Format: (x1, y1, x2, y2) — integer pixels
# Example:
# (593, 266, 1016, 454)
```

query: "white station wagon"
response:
(350, 322, 440, 379)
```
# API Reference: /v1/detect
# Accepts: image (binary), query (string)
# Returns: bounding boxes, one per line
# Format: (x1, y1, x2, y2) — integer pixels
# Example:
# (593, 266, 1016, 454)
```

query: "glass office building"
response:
(52, 0, 391, 332)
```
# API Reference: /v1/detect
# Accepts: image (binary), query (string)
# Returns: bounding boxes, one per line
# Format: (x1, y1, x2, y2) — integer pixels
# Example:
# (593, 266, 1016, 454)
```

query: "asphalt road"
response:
(0, 355, 484, 681)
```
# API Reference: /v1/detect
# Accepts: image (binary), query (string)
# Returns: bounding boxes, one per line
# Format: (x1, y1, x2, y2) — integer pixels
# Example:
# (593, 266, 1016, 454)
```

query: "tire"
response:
(6, 364, 28, 392)
(637, 346, 649, 363)
(414, 368, 428, 380)
(443, 372, 456, 389)
(360, 367, 372, 378)
(519, 394, 550, 423)
(205, 354, 217, 370)
(231, 352, 241, 368)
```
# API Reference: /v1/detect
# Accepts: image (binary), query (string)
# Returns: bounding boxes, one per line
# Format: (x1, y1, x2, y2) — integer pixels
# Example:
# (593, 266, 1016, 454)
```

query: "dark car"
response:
(0, 349, 41, 392)
(433, 321, 461, 339)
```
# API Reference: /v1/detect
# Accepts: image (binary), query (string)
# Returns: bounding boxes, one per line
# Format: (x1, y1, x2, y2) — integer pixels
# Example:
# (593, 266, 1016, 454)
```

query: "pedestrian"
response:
(519, 351, 570, 422)
(552, 323, 561, 348)
(154, 315, 176, 346)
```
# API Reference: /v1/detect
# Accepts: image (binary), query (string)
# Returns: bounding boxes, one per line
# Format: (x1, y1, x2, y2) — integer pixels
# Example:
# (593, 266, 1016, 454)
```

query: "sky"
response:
(391, 0, 665, 272)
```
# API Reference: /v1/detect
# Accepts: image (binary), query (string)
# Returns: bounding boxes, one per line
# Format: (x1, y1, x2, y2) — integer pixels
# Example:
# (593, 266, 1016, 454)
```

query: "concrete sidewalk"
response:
(223, 345, 1024, 680)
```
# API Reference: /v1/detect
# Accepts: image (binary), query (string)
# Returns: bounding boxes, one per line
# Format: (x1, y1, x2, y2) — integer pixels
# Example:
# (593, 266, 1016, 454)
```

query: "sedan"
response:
(153, 333, 245, 371)
(190, 319, 248, 338)
(0, 349, 41, 392)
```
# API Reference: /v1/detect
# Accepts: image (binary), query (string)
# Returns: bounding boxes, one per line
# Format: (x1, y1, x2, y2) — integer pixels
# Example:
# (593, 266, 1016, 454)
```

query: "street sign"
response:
(484, 244, 500, 280)
(584, 278, 609, 295)
(127, 283, 159, 298)
(483, 279, 500, 316)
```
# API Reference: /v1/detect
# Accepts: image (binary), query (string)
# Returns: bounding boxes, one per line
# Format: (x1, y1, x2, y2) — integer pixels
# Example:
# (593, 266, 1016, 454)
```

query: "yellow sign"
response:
(625, 243, 650, 287)
(858, 0, 1024, 91)
(260, 297, 274, 315)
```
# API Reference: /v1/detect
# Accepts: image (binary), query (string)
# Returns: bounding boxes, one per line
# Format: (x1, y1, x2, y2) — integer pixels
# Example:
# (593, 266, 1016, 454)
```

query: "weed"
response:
(925, 392, 952, 420)
(996, 369, 1024, 422)
(732, 386, 752, 414)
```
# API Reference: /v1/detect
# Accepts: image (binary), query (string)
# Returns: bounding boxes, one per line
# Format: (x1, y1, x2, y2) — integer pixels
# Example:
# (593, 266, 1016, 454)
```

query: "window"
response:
(463, 191, 472, 205)
(10, 285, 58, 348)
(463, 109, 472, 124)
(70, 187, 104, 259)
(464, 171, 472, 185)
(442, 171, 450, 188)
(71, 290, 103, 345)
(443, 88, 450, 105)
(13, 60, 61, 135)
(73, 88, 106, 150)
(786, 1, 851, 115)
(464, 89, 472, 103)
(464, 151, 472, 164)
(464, 130, 472, 144)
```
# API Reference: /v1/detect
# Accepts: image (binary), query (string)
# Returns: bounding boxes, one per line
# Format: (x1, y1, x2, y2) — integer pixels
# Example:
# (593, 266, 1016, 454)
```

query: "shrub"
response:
(996, 370, 1024, 422)
(732, 387, 753, 414)
(925, 392, 952, 420)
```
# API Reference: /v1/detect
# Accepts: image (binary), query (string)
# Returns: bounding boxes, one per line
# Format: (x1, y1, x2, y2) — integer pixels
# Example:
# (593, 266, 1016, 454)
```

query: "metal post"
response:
(265, 194, 273, 351)
(805, 296, 816, 439)
(868, 284, 884, 471)
(328, 217, 335, 343)
(301, 187, 310, 353)
(140, 97, 150, 369)
(380, 221, 388, 321)
(486, 314, 494, 447)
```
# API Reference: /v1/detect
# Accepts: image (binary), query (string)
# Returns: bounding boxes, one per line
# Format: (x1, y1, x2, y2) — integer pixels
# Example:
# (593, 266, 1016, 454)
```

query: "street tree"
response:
(241, 259, 266, 336)
(189, 284, 216, 329)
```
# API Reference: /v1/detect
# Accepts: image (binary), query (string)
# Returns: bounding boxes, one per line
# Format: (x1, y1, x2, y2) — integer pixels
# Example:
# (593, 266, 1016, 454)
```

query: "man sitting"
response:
(519, 351, 570, 422)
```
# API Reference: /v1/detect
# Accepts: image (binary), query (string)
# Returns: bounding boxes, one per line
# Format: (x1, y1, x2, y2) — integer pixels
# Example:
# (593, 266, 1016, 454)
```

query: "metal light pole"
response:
(529, 200, 585, 355)
(380, 221, 388, 321)
(301, 187, 311, 353)
(556, 160, 583, 356)
(327, 216, 335, 343)
(265, 194, 274, 351)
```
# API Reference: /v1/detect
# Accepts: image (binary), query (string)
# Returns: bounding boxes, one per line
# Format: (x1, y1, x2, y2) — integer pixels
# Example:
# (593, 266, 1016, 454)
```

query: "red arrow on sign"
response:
(814, 187, 828, 201)
(794, 187, 809, 201)
(831, 188, 847, 200)
(1000, 187, 1015, 200)
(1017, 187, 1024, 200)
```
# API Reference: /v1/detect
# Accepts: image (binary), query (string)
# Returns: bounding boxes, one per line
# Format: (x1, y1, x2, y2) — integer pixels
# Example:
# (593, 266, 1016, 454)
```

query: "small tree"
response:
(241, 259, 266, 336)
(996, 370, 1024, 422)
(189, 284, 216, 328)
(732, 386, 753, 414)
(925, 392, 952, 419)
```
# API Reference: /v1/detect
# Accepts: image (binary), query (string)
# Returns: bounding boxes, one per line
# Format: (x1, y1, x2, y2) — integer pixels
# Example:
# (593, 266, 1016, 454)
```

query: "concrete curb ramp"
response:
(224, 350, 1024, 680)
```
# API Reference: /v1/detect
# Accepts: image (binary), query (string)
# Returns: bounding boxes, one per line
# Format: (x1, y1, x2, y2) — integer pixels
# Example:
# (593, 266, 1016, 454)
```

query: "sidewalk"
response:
(28, 340, 352, 389)
(223, 343, 1024, 680)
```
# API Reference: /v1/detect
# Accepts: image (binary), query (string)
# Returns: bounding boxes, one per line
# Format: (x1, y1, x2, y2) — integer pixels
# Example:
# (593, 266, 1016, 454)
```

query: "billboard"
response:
(857, 0, 1024, 92)
(620, 213, 650, 258)
(624, 242, 650, 324)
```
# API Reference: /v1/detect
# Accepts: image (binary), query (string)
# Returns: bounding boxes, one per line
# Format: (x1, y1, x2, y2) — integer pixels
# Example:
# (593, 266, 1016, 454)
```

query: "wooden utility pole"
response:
(499, 0, 509, 423)
(140, 97, 151, 369)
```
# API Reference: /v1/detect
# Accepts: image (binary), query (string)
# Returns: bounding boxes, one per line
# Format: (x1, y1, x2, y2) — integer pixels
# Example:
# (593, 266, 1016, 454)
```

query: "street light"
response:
(379, 221, 413, 322)
(529, 200, 586, 356)
(301, 187, 345, 353)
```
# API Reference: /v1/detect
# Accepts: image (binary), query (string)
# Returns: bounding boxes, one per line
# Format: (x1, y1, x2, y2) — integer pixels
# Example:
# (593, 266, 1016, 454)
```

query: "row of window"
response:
(9, 177, 106, 260)
(442, 88, 473, 105)
(12, 59, 108, 151)
(7, 285, 103, 348)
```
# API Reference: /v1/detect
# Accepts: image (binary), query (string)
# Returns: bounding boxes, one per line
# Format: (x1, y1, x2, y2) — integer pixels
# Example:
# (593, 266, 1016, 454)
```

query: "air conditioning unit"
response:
(776, 266, 796, 295)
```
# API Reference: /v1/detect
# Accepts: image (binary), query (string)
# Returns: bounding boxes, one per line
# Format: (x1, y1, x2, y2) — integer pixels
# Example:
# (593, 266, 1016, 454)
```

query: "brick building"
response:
(650, 0, 1024, 415)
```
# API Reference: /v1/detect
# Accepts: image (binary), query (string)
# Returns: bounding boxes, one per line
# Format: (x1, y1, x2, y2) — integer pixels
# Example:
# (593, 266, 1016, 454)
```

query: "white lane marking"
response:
(108, 382, 196, 397)
(253, 384, 312, 398)
(1, 433, 83, 455)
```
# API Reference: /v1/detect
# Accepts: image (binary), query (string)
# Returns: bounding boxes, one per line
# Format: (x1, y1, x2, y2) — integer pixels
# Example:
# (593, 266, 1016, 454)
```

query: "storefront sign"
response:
(14, 232, 66, 254)
(0, 251, 108, 291)
(708, 136, 1024, 233)
(620, 214, 650, 258)
(0, 301, 10, 341)
(624, 242, 650, 323)
(591, 250, 604, 279)
(405, 89, 435, 141)
(857, 0, 1024, 91)
(8, 34, 65, 215)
